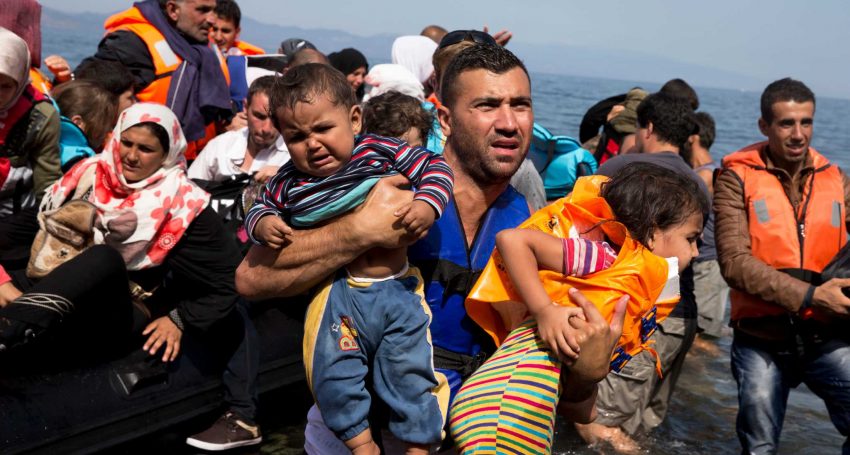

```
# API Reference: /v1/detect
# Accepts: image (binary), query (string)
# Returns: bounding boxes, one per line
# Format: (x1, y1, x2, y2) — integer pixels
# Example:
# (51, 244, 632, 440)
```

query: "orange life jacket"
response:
(29, 68, 52, 95)
(466, 175, 680, 375)
(104, 7, 231, 159)
(234, 40, 265, 56)
(722, 142, 846, 321)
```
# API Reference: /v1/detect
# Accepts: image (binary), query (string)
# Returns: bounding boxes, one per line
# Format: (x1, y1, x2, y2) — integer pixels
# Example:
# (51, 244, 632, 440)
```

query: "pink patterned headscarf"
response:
(42, 103, 210, 270)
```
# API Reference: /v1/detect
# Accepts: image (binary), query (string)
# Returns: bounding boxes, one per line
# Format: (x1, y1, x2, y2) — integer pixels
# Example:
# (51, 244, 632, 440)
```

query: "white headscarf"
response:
(42, 103, 210, 270)
(362, 64, 425, 102)
(0, 26, 30, 113)
(391, 35, 437, 85)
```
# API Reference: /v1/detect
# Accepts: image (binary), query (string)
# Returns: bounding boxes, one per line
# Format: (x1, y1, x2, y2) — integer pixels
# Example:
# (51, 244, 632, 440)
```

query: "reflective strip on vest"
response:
(723, 143, 847, 320)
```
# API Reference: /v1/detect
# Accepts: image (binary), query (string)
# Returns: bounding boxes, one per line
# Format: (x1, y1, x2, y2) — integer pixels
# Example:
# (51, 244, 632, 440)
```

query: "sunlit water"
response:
(44, 33, 850, 454)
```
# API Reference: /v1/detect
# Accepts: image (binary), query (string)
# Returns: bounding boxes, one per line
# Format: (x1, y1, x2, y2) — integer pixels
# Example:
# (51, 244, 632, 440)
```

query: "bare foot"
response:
(575, 422, 641, 454)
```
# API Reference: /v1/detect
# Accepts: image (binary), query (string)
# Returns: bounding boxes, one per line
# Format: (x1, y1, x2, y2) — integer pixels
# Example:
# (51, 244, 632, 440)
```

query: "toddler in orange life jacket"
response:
(451, 163, 707, 453)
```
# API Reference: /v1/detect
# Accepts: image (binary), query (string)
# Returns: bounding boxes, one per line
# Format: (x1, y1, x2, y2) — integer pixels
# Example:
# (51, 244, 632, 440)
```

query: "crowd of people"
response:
(0, 0, 848, 454)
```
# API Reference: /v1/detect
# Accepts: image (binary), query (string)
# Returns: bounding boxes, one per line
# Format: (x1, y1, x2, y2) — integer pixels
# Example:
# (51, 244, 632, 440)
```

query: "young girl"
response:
(51, 80, 119, 172)
(451, 162, 707, 454)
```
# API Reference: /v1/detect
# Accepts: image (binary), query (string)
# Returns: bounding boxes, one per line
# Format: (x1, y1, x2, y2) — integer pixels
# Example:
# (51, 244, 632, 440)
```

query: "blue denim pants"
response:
(731, 329, 850, 455)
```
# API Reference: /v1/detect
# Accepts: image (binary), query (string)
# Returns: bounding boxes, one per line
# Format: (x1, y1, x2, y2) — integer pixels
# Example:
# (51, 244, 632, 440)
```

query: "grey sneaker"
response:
(186, 411, 262, 451)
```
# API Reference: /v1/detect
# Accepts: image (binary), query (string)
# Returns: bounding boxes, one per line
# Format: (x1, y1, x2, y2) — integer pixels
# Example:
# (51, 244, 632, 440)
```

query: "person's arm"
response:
(559, 290, 628, 423)
(29, 103, 62, 200)
(496, 229, 616, 359)
(89, 31, 156, 90)
(235, 174, 416, 300)
(372, 138, 453, 218)
(0, 265, 21, 308)
(714, 170, 850, 314)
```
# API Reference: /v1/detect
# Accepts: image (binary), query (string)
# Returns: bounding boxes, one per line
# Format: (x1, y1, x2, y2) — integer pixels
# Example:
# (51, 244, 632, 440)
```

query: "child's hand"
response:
(533, 303, 587, 362)
(394, 200, 436, 239)
(254, 216, 292, 249)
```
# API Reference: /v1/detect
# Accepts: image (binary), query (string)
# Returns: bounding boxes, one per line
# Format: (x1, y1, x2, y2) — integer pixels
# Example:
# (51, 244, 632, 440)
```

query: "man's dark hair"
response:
(601, 162, 707, 246)
(636, 92, 697, 151)
(214, 0, 241, 28)
(268, 63, 356, 130)
(693, 111, 715, 149)
(247, 75, 277, 106)
(760, 77, 816, 124)
(440, 44, 529, 109)
(660, 78, 699, 111)
(362, 91, 433, 144)
(74, 59, 135, 96)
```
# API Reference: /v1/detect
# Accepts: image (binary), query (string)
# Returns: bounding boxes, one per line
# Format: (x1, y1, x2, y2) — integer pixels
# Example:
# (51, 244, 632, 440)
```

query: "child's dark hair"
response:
(268, 63, 356, 131)
(52, 80, 118, 149)
(600, 162, 707, 246)
(362, 91, 433, 144)
(74, 59, 135, 97)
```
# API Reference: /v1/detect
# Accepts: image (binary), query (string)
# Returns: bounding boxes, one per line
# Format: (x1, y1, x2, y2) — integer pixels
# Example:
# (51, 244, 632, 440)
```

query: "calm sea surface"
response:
(46, 36, 850, 454)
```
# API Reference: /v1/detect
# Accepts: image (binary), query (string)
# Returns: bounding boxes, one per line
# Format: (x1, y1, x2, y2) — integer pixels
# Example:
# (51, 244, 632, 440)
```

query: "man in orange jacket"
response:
(211, 0, 265, 56)
(715, 78, 850, 454)
(85, 0, 235, 160)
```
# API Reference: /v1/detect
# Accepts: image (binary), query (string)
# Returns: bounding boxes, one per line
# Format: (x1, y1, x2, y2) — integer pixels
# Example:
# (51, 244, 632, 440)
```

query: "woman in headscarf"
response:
(0, 26, 62, 271)
(0, 103, 242, 364)
(361, 64, 424, 102)
(327, 47, 368, 101)
(391, 35, 438, 96)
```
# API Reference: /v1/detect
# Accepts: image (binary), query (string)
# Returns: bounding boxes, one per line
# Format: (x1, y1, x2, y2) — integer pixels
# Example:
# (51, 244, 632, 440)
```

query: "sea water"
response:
(45, 38, 850, 454)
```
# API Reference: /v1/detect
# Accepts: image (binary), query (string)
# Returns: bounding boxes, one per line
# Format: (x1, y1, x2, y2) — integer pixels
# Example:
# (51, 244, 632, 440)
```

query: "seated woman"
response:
(51, 80, 119, 172)
(0, 26, 62, 270)
(0, 103, 242, 363)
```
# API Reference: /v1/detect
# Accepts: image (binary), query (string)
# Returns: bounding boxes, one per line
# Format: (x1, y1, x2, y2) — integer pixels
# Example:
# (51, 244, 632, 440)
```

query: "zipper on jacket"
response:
(794, 171, 816, 268)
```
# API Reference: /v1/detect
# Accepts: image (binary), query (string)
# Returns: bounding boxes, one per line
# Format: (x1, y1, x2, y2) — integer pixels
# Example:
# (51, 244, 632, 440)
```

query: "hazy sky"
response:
(41, 0, 850, 99)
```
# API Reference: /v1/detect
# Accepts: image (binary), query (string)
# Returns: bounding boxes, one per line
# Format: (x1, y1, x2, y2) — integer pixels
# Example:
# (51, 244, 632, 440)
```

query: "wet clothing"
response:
(592, 151, 708, 434)
(302, 268, 449, 444)
(594, 317, 697, 434)
(693, 259, 728, 338)
(731, 328, 850, 455)
(408, 185, 530, 399)
(715, 143, 850, 453)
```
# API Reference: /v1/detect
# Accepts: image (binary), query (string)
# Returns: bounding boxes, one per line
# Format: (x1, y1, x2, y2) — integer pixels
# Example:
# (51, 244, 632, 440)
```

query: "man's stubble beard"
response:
(448, 123, 523, 187)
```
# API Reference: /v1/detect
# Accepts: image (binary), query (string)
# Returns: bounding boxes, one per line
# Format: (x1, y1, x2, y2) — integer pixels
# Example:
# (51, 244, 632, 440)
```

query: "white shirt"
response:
(188, 127, 290, 182)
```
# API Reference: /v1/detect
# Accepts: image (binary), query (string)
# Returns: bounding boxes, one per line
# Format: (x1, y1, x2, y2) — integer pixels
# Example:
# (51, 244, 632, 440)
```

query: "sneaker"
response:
(186, 411, 262, 451)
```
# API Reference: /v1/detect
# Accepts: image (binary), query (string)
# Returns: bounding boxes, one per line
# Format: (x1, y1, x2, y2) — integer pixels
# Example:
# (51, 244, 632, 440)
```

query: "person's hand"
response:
(533, 303, 587, 361)
(253, 165, 280, 184)
(483, 25, 513, 47)
(562, 289, 628, 384)
(349, 174, 417, 249)
(394, 200, 436, 240)
(0, 282, 22, 308)
(254, 215, 292, 248)
(606, 104, 625, 122)
(44, 55, 72, 83)
(142, 316, 183, 362)
(812, 278, 850, 316)
(226, 110, 248, 132)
